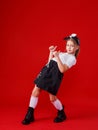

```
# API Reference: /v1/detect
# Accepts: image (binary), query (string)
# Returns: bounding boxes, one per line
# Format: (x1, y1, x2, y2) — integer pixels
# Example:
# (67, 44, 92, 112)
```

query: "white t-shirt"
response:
(52, 52, 76, 68)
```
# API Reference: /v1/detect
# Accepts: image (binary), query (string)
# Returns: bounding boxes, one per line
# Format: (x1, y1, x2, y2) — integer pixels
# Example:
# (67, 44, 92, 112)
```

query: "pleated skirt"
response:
(34, 60, 64, 95)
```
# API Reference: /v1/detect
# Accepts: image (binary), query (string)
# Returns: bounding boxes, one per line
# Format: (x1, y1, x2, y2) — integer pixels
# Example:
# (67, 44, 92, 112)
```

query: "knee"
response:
(31, 85, 41, 97)
(49, 94, 57, 102)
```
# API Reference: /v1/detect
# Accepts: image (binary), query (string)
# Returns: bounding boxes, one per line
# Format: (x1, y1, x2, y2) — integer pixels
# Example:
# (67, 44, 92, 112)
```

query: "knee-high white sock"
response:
(52, 99, 63, 111)
(29, 96, 38, 109)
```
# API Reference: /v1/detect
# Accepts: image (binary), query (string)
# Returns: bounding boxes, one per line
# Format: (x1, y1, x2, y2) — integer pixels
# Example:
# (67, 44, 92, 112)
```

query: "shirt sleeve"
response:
(64, 57, 76, 68)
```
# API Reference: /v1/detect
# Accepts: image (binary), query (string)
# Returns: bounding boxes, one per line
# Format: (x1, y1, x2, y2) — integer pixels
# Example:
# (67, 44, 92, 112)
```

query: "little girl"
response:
(22, 33, 80, 125)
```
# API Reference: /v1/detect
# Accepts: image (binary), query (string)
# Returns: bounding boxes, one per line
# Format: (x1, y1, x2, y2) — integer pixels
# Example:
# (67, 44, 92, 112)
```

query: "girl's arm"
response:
(48, 46, 57, 63)
(53, 51, 69, 73)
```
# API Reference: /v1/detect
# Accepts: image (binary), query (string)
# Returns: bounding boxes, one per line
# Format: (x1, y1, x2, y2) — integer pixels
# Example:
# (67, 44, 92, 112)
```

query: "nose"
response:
(68, 46, 71, 49)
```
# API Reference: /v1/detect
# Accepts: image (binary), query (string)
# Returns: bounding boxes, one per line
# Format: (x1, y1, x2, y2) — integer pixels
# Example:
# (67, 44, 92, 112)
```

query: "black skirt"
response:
(34, 60, 64, 95)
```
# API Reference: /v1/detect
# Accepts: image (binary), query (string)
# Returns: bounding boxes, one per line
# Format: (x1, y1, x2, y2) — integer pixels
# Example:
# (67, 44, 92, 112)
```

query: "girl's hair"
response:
(75, 48, 80, 58)
(64, 33, 80, 58)
(71, 39, 80, 58)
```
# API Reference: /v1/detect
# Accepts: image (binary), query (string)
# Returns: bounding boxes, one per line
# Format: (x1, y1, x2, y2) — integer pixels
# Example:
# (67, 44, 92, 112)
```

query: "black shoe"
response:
(22, 107, 34, 125)
(54, 106, 67, 123)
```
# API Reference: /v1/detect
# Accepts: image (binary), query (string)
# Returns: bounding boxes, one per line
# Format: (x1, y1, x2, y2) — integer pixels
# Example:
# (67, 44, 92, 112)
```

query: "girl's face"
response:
(66, 40, 79, 55)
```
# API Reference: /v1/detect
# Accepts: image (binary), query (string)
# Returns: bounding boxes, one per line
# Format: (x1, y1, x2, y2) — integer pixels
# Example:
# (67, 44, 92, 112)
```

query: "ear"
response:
(76, 47, 79, 50)
(76, 45, 79, 50)
(75, 46, 79, 52)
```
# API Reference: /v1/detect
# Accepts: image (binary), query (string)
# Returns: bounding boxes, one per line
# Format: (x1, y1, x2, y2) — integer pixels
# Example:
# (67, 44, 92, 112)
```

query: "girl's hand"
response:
(53, 51, 60, 57)
(49, 46, 57, 52)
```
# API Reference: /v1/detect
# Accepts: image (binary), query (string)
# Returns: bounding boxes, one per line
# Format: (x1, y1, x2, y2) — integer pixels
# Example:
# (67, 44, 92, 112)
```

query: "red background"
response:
(0, 0, 98, 129)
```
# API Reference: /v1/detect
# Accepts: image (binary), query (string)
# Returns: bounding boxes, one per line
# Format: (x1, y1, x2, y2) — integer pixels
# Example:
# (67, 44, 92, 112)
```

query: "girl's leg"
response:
(49, 94, 63, 110)
(29, 85, 41, 108)
(22, 85, 41, 125)
(49, 94, 67, 123)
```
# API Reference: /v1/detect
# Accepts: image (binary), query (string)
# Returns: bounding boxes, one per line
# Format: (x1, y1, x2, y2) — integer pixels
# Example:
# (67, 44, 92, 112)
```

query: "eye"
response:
(71, 45, 75, 47)
(66, 44, 69, 46)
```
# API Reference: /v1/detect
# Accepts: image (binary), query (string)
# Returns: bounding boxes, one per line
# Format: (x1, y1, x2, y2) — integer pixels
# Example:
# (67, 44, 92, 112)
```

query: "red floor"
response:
(1, 103, 98, 130)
